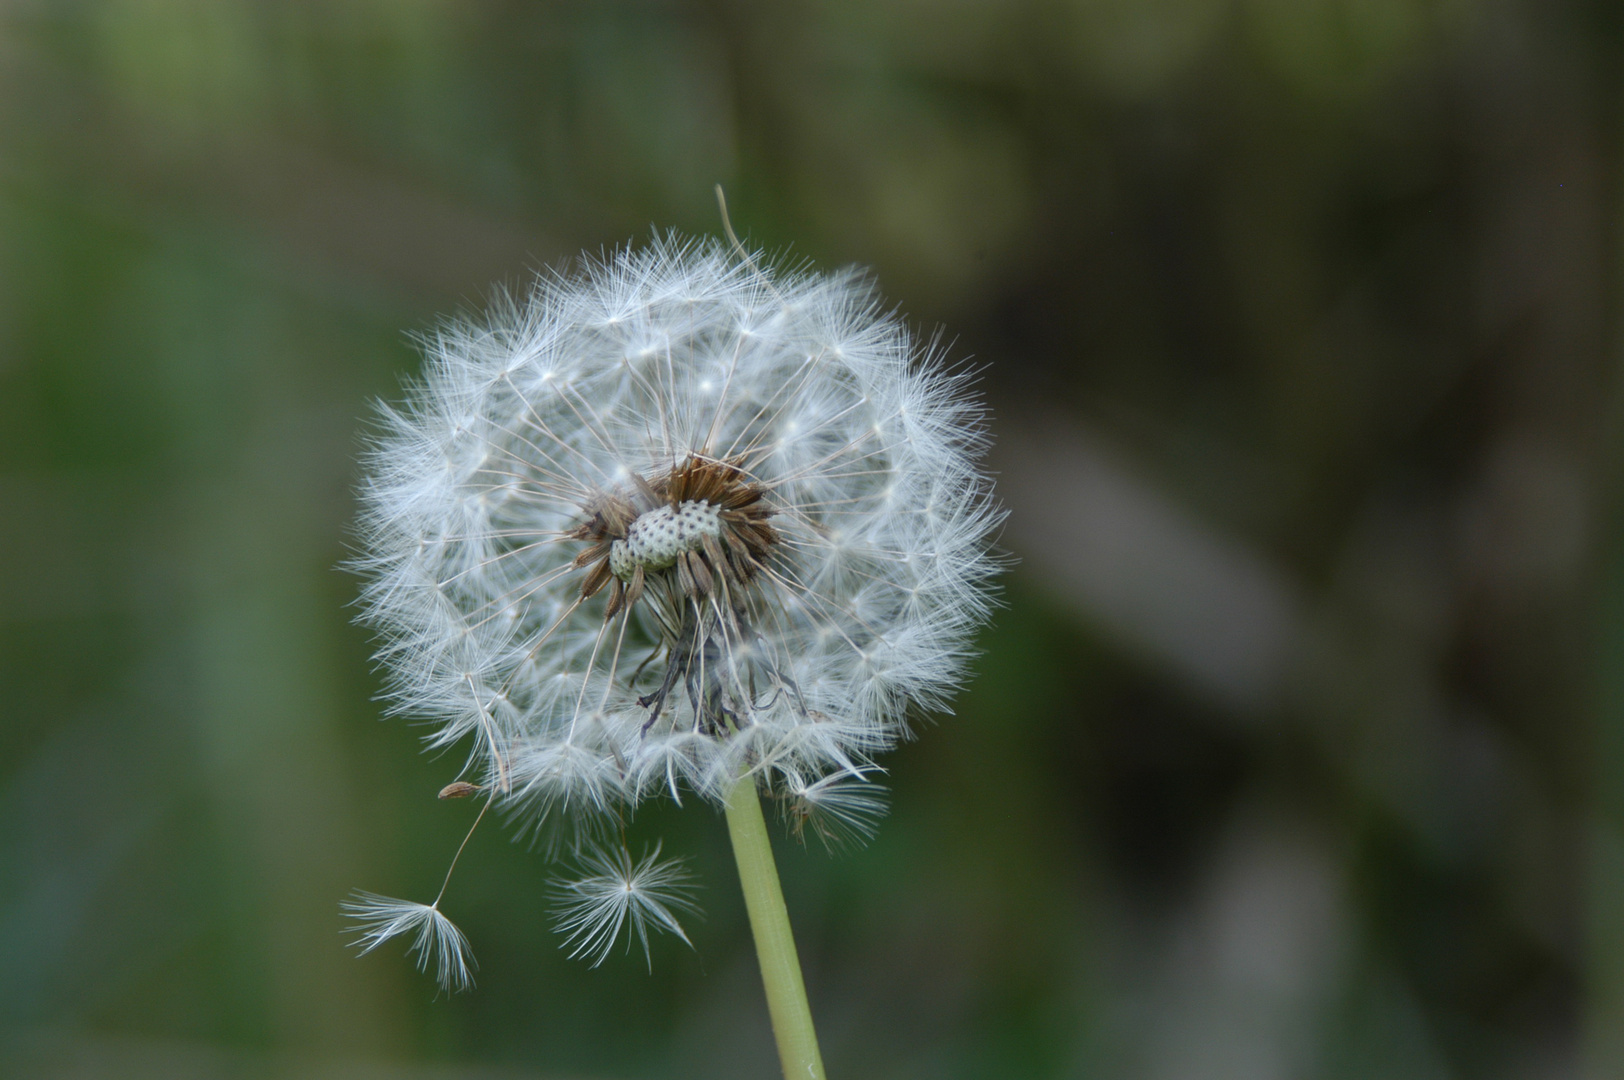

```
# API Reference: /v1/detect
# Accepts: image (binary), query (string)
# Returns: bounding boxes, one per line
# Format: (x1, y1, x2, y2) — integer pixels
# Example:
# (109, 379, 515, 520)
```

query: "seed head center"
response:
(609, 501, 723, 581)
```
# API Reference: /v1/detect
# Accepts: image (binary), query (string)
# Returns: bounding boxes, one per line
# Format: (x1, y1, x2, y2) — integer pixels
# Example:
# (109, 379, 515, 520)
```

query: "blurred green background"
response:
(1, 1, 1620, 1077)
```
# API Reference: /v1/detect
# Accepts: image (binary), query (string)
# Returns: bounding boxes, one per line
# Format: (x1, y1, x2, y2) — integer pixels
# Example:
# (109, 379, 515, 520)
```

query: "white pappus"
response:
(344, 232, 1001, 989)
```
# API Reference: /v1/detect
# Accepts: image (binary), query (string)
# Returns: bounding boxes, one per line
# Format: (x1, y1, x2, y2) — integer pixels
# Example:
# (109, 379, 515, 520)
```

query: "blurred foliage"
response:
(0, 1, 1620, 1078)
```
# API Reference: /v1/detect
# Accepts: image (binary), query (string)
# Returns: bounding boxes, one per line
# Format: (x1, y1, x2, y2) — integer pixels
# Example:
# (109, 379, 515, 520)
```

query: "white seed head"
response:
(354, 233, 1001, 820)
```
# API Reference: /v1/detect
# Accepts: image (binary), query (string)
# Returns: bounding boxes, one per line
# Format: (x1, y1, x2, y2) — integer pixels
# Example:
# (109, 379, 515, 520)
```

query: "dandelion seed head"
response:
(354, 235, 1000, 818)
(349, 233, 1000, 978)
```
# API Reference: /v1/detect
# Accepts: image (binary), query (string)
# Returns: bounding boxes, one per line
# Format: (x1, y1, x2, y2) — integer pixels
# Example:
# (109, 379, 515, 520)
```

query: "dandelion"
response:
(347, 192, 1000, 1075)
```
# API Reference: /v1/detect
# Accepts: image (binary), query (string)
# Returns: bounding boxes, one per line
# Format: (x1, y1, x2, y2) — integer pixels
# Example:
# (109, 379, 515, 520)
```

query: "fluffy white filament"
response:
(342, 891, 476, 992)
(779, 767, 889, 850)
(551, 843, 699, 968)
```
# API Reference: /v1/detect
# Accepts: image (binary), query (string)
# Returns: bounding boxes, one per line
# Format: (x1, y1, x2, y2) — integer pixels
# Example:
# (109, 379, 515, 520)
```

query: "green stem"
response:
(725, 774, 828, 1080)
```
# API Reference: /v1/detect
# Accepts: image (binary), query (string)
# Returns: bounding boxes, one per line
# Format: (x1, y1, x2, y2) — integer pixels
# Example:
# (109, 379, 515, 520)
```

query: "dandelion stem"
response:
(725, 773, 827, 1080)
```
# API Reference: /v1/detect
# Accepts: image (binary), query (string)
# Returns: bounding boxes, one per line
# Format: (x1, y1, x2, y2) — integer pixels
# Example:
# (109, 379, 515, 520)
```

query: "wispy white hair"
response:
(343, 891, 476, 993)
(551, 842, 699, 968)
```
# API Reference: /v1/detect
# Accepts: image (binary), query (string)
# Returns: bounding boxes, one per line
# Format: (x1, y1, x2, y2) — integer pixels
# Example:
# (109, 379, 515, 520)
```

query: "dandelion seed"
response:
(781, 767, 889, 850)
(342, 891, 476, 993)
(551, 843, 700, 968)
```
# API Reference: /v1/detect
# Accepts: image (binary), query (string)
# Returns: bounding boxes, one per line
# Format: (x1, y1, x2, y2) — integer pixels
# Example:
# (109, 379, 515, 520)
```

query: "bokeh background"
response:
(1, 1, 1620, 1077)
